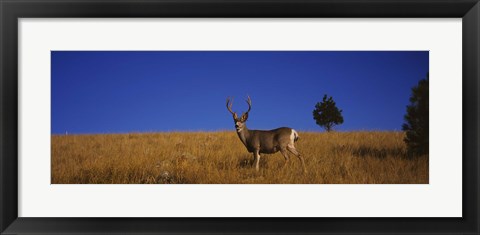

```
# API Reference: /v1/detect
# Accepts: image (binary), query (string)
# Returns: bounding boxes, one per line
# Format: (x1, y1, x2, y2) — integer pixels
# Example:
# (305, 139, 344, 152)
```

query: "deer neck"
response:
(236, 125, 250, 147)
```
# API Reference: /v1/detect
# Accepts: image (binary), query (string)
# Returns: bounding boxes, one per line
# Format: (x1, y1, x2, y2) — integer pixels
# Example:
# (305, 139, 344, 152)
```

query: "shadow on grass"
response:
(238, 158, 253, 168)
(333, 145, 407, 159)
(238, 155, 270, 169)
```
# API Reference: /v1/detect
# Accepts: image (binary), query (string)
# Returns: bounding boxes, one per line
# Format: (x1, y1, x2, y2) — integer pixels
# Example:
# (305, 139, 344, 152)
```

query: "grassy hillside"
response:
(51, 131, 428, 184)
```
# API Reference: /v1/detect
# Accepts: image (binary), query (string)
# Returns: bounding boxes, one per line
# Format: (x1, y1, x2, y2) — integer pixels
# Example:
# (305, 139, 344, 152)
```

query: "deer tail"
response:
(292, 129, 299, 142)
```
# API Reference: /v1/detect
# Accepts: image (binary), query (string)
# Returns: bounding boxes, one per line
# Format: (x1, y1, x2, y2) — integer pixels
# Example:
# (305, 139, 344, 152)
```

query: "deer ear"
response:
(241, 112, 248, 121)
(233, 113, 238, 119)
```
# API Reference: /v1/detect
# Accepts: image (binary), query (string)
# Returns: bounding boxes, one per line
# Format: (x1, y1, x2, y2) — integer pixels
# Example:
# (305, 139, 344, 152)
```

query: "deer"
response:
(226, 96, 307, 173)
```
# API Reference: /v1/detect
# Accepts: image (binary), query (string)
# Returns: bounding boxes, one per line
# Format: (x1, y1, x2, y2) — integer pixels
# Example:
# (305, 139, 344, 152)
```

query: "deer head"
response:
(226, 96, 251, 132)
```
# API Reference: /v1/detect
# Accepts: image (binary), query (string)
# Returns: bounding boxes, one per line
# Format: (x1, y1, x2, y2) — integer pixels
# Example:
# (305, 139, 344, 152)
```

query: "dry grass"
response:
(51, 131, 428, 184)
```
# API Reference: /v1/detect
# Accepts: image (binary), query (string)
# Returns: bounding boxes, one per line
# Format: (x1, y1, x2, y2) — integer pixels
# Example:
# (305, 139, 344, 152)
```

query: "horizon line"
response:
(52, 129, 405, 136)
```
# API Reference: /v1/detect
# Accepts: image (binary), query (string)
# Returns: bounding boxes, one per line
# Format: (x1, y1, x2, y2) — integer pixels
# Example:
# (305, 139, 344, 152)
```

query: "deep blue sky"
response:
(51, 51, 428, 134)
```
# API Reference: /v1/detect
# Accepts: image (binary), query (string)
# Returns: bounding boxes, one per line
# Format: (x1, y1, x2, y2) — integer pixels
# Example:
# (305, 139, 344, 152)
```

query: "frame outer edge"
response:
(0, 1, 19, 234)
(473, 3, 479, 234)
(476, 3, 480, 234)
(0, 0, 6, 233)
(463, 1, 480, 234)
(1, 0, 480, 234)
(0, 0, 3, 230)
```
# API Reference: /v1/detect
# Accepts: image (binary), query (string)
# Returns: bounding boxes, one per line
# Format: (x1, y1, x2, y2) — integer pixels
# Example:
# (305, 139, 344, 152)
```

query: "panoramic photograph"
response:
(51, 51, 429, 184)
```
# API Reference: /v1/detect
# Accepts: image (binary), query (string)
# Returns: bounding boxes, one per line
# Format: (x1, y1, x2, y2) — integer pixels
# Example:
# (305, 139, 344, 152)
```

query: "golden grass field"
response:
(51, 131, 428, 184)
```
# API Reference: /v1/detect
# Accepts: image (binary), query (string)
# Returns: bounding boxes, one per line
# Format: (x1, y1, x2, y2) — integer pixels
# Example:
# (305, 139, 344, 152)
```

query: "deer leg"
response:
(254, 150, 261, 171)
(287, 145, 307, 173)
(280, 149, 290, 167)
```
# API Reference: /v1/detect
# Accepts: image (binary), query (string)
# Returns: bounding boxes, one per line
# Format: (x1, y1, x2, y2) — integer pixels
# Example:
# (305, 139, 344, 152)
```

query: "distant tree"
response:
(402, 73, 429, 156)
(313, 94, 344, 132)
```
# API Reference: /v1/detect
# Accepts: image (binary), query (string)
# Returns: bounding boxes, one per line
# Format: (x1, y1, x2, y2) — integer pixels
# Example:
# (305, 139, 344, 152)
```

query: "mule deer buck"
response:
(226, 96, 306, 173)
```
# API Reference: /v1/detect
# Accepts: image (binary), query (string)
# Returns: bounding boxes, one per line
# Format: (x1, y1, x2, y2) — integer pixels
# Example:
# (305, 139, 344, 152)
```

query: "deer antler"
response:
(226, 97, 236, 115)
(245, 96, 252, 114)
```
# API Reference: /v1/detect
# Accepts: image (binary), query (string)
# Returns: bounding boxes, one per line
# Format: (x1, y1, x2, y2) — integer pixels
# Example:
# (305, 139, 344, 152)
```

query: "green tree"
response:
(402, 73, 429, 156)
(313, 94, 344, 132)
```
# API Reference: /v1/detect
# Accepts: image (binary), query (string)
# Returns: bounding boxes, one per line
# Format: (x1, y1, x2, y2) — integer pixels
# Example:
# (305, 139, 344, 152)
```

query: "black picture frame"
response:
(1, 0, 478, 234)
